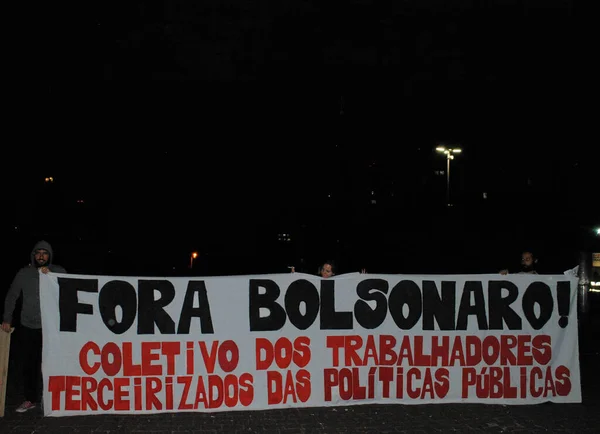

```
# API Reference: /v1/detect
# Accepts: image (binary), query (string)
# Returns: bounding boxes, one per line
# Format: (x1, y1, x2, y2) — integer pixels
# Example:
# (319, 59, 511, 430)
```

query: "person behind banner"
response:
(1, 240, 66, 413)
(317, 260, 337, 278)
(289, 260, 337, 277)
(499, 250, 539, 275)
(290, 260, 367, 276)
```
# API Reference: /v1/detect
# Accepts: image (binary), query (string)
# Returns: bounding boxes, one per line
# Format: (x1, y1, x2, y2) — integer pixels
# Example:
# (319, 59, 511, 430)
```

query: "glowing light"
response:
(190, 251, 199, 269)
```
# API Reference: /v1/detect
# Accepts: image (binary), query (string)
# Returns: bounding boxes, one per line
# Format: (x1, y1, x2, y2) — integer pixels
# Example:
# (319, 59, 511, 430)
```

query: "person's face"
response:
(320, 263, 334, 278)
(34, 249, 50, 267)
(521, 252, 535, 269)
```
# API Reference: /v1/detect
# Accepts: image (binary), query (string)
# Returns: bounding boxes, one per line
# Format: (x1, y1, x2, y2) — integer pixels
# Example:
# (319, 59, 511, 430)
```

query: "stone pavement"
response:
(1, 327, 599, 433)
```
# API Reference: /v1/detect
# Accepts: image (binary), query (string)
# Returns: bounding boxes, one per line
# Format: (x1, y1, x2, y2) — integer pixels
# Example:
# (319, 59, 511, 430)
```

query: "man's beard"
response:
(35, 259, 48, 268)
(521, 263, 535, 272)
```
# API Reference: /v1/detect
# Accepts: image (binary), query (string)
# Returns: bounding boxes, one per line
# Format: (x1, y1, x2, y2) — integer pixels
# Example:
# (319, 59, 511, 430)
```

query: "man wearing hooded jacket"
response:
(2, 240, 66, 413)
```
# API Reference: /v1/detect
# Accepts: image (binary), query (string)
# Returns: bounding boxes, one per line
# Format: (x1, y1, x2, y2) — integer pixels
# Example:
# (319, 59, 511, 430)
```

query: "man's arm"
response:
(41, 264, 66, 274)
(2, 269, 25, 331)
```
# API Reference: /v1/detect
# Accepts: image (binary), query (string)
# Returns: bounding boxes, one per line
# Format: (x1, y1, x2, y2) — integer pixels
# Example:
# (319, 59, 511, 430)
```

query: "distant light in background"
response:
(190, 251, 198, 269)
(44, 177, 54, 183)
(436, 145, 462, 206)
(595, 227, 600, 236)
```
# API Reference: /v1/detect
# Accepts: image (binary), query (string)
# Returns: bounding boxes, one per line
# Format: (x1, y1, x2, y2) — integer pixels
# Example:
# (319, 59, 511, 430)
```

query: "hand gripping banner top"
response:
(39, 271, 581, 416)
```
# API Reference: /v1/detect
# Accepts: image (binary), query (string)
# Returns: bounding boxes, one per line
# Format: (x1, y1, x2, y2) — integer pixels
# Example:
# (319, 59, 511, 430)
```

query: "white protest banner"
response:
(40, 272, 581, 416)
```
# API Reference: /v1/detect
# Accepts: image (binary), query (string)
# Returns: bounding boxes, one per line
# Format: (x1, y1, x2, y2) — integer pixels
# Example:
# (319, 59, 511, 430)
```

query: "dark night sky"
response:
(6, 0, 596, 279)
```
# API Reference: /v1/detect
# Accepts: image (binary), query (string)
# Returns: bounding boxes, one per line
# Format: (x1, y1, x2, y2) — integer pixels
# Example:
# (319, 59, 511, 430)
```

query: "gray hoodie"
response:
(3, 240, 67, 329)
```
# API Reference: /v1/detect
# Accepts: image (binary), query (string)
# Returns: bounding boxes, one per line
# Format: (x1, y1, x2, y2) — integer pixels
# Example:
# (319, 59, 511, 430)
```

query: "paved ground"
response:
(2, 321, 599, 433)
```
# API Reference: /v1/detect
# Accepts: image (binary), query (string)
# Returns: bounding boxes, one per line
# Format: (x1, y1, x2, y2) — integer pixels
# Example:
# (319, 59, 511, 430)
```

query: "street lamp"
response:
(190, 251, 198, 269)
(436, 145, 462, 206)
